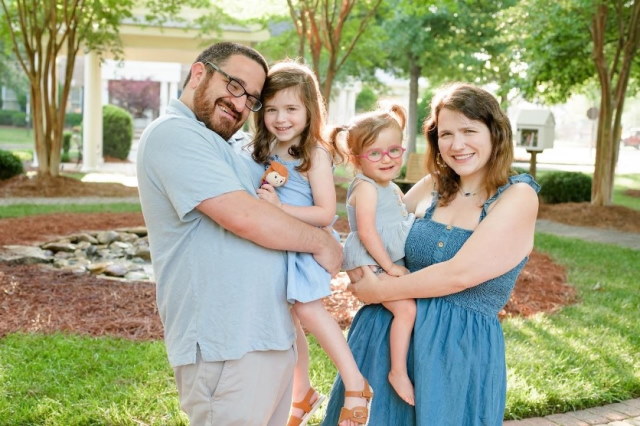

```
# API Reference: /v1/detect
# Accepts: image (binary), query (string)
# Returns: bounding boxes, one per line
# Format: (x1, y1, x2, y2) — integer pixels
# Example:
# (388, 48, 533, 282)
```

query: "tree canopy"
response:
(515, 0, 640, 205)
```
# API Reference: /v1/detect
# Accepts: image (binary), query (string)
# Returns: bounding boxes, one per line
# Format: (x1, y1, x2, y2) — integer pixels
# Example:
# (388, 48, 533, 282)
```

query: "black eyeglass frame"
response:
(204, 61, 262, 112)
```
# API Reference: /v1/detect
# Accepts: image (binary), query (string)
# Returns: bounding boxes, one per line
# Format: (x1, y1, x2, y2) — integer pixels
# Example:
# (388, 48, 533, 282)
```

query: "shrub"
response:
(0, 149, 24, 180)
(355, 87, 378, 112)
(65, 112, 83, 128)
(0, 109, 25, 126)
(0, 110, 12, 125)
(62, 131, 72, 155)
(538, 171, 592, 204)
(10, 111, 27, 127)
(102, 104, 133, 160)
(416, 88, 435, 136)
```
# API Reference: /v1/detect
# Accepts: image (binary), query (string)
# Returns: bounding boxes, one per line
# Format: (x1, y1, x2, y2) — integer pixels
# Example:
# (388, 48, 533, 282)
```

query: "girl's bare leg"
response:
(289, 311, 320, 419)
(382, 299, 416, 406)
(293, 300, 369, 426)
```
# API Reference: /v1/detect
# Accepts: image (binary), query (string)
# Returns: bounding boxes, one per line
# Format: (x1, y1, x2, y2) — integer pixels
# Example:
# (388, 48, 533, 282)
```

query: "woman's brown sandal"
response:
(338, 379, 374, 425)
(287, 388, 326, 426)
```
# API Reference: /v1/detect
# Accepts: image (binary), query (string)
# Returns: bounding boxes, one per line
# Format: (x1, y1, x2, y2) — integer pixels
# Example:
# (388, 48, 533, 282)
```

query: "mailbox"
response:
(516, 109, 555, 152)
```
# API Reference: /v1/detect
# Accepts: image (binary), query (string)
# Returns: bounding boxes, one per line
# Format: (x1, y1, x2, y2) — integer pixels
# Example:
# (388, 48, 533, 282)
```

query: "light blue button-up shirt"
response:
(137, 99, 294, 367)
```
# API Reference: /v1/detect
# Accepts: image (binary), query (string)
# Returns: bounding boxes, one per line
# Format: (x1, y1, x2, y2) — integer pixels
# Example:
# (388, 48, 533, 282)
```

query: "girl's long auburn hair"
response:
(423, 83, 514, 206)
(250, 60, 344, 172)
(326, 104, 407, 169)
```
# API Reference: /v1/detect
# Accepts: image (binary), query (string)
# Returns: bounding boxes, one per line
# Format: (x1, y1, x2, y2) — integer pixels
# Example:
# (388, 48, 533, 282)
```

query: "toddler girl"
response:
(329, 104, 417, 405)
(250, 60, 372, 426)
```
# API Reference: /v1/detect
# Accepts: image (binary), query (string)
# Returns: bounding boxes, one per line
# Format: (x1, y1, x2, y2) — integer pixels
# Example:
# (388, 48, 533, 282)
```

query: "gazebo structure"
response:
(77, 16, 268, 171)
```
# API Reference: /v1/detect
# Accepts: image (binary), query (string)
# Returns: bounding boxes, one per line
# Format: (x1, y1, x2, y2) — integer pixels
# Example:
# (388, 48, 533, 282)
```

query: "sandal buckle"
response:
(352, 407, 367, 418)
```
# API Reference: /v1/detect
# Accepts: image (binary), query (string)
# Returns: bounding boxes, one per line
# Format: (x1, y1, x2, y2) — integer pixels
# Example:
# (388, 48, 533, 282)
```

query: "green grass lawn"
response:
(0, 234, 638, 424)
(0, 203, 141, 219)
(0, 125, 34, 145)
(614, 173, 640, 210)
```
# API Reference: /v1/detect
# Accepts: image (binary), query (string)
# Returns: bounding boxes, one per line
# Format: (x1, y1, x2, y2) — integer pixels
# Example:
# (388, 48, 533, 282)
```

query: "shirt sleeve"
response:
(143, 118, 246, 221)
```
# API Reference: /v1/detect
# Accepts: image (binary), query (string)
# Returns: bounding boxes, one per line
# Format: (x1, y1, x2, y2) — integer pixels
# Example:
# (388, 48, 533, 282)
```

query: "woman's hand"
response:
(347, 266, 387, 304)
(257, 183, 282, 208)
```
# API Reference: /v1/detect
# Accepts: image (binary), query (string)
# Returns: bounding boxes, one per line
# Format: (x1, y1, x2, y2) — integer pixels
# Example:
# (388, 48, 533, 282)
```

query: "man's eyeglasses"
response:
(204, 62, 262, 112)
(357, 145, 406, 162)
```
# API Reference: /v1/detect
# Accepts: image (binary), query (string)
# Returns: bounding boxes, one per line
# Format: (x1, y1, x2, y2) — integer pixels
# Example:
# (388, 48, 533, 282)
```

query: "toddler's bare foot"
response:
(388, 370, 415, 406)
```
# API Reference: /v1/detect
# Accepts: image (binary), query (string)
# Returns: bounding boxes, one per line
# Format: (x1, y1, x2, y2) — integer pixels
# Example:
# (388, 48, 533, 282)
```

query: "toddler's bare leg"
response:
(383, 298, 416, 406)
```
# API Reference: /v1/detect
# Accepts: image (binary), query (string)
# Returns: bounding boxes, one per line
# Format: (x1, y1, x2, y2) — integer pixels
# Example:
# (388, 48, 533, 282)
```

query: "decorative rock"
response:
(121, 226, 148, 237)
(96, 230, 119, 245)
(54, 251, 74, 259)
(70, 233, 99, 244)
(76, 241, 92, 250)
(116, 232, 138, 243)
(87, 262, 111, 274)
(41, 242, 77, 252)
(103, 263, 129, 277)
(133, 246, 151, 261)
(0, 228, 155, 282)
(124, 271, 148, 281)
(60, 265, 89, 275)
(109, 241, 132, 250)
(0, 245, 53, 265)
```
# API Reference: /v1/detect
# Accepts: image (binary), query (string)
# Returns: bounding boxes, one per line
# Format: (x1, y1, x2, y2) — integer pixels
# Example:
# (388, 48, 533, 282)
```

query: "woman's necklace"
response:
(459, 187, 479, 197)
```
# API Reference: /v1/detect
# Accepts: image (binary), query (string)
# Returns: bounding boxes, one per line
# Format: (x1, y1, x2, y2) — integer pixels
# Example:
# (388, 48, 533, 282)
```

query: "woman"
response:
(322, 83, 540, 426)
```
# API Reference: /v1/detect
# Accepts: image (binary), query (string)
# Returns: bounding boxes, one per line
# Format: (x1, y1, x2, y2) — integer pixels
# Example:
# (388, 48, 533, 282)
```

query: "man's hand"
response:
(312, 232, 343, 277)
(386, 264, 409, 277)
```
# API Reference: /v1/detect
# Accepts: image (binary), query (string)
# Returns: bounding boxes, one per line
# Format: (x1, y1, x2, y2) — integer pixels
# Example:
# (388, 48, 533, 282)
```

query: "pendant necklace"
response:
(459, 187, 479, 197)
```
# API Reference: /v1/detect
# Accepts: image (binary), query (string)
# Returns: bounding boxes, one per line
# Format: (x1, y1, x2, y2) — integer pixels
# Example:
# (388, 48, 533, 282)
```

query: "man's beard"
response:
(192, 83, 241, 140)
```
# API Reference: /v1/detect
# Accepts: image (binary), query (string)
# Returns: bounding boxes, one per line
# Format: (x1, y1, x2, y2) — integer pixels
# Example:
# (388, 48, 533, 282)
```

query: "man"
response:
(136, 42, 342, 425)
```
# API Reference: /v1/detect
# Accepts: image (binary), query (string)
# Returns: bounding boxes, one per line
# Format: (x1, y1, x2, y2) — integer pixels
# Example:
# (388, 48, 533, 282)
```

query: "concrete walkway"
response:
(535, 219, 640, 250)
(504, 399, 640, 425)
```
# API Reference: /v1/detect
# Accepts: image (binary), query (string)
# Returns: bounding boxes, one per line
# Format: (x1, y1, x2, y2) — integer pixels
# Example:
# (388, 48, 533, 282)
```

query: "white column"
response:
(82, 51, 103, 171)
(169, 81, 179, 111)
(160, 80, 169, 114)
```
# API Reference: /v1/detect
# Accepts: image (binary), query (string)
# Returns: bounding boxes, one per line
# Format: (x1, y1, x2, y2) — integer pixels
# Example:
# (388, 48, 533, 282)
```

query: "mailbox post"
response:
(516, 109, 555, 178)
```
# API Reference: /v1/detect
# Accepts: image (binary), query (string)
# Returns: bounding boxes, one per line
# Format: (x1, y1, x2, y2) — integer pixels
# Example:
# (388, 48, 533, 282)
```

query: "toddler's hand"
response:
(257, 184, 282, 208)
(386, 264, 409, 277)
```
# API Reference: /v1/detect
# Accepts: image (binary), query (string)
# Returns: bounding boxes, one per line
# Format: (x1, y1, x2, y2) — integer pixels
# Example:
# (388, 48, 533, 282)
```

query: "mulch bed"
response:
(0, 212, 578, 341)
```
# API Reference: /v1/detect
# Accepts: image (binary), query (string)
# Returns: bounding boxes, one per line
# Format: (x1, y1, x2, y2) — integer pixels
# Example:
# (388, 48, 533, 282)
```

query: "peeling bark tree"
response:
(0, 0, 131, 177)
(590, 1, 640, 205)
(0, 0, 206, 177)
(286, 0, 383, 104)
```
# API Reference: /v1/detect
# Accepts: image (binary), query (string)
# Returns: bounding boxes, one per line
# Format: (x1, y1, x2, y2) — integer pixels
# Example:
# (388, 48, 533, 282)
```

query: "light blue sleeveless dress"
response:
(342, 174, 415, 271)
(268, 156, 333, 304)
(322, 174, 540, 426)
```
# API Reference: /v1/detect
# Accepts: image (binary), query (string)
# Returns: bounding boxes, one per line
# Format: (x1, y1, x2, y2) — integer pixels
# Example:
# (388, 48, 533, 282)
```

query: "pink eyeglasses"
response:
(357, 145, 406, 162)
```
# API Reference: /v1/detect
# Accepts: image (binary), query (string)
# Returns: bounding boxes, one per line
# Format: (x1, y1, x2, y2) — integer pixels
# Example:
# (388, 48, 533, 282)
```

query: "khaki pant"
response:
(174, 346, 295, 426)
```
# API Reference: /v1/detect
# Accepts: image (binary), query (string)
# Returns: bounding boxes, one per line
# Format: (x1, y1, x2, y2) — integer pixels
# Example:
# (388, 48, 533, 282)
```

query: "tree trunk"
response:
(591, 5, 614, 206)
(406, 59, 421, 155)
(590, 0, 640, 206)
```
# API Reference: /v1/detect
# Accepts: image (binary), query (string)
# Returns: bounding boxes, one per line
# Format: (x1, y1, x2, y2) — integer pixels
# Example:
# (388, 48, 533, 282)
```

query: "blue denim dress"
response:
(323, 174, 540, 425)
